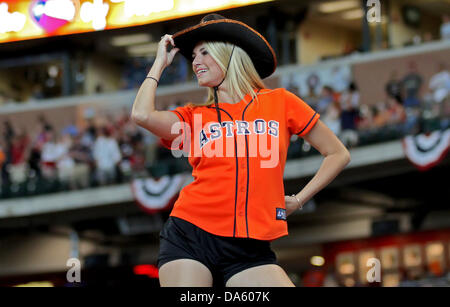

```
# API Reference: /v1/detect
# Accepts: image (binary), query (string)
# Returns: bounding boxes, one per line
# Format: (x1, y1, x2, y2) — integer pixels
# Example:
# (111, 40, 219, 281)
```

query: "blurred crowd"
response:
(0, 101, 189, 198)
(286, 61, 450, 159)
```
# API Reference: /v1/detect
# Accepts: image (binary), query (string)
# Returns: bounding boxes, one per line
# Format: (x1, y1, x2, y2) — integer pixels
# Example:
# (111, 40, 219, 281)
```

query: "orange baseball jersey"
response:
(160, 88, 320, 241)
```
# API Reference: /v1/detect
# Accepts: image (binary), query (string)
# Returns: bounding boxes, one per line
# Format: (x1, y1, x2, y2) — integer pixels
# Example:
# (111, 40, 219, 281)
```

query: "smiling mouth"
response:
(196, 69, 208, 76)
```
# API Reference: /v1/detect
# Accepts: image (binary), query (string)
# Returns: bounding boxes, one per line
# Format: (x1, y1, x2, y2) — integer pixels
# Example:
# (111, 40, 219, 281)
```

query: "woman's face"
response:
(192, 42, 224, 88)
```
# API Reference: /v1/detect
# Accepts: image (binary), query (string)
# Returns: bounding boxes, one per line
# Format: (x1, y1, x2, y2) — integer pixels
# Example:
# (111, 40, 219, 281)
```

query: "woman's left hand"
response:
(284, 195, 303, 217)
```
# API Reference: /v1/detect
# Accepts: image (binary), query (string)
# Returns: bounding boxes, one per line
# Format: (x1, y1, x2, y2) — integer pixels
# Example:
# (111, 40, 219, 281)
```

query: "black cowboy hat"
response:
(172, 14, 277, 79)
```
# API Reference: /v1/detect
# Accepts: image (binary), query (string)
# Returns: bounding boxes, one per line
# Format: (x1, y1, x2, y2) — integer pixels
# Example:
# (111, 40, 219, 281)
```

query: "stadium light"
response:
(0, 3, 26, 34)
(341, 8, 365, 20)
(14, 281, 54, 287)
(111, 34, 152, 47)
(310, 256, 325, 267)
(127, 43, 159, 56)
(318, 0, 359, 13)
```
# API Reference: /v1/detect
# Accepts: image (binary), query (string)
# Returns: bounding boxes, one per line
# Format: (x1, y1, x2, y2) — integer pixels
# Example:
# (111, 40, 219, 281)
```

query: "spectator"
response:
(305, 73, 320, 106)
(40, 130, 59, 179)
(130, 138, 146, 172)
(141, 126, 158, 166)
(322, 100, 341, 136)
(440, 14, 450, 40)
(341, 82, 360, 110)
(3, 120, 14, 148)
(386, 96, 407, 127)
(121, 122, 146, 174)
(117, 131, 133, 179)
(1, 151, 9, 187)
(372, 97, 407, 134)
(38, 114, 53, 132)
(401, 63, 423, 134)
(68, 134, 92, 190)
(339, 82, 360, 148)
(93, 127, 121, 185)
(80, 119, 96, 148)
(7, 130, 29, 184)
(428, 63, 450, 104)
(61, 121, 79, 137)
(0, 142, 5, 169)
(116, 107, 130, 130)
(356, 104, 375, 131)
(402, 62, 423, 108)
(331, 66, 351, 93)
(0, 138, 7, 185)
(55, 134, 75, 188)
(0, 140, 5, 187)
(307, 73, 320, 98)
(372, 101, 391, 128)
(10, 131, 29, 166)
(106, 112, 118, 135)
(316, 86, 335, 114)
(27, 120, 52, 179)
(385, 71, 403, 104)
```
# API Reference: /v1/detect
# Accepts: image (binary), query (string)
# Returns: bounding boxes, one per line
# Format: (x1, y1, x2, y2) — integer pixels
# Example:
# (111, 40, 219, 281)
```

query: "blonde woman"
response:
(131, 14, 350, 287)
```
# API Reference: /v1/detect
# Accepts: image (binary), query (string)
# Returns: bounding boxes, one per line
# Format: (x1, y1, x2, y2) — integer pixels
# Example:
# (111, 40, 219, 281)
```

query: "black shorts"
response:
(157, 216, 279, 286)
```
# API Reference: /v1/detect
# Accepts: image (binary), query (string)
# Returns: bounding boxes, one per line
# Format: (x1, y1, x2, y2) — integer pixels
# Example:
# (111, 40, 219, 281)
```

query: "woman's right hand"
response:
(155, 34, 180, 69)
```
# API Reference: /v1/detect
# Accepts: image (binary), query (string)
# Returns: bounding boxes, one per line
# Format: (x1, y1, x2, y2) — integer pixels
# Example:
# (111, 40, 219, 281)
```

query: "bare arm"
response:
(286, 120, 351, 215)
(130, 35, 181, 141)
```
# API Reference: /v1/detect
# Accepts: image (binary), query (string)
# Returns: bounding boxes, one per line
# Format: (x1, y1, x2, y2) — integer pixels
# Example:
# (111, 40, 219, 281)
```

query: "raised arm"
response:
(131, 34, 181, 141)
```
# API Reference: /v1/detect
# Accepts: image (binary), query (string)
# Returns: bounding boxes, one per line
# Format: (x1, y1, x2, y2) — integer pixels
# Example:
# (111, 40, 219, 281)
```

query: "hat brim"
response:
(173, 19, 277, 79)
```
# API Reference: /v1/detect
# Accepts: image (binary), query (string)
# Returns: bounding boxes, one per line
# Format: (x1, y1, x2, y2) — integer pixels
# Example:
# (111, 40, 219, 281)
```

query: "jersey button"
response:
(240, 163, 245, 169)
(240, 187, 245, 192)
(238, 211, 244, 216)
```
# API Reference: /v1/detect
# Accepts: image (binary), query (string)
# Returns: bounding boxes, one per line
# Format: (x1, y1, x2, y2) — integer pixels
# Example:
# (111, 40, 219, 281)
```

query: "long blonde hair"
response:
(192, 41, 266, 107)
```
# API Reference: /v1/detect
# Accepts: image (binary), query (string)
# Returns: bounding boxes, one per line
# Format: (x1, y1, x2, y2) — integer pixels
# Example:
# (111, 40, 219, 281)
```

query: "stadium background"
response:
(0, 0, 449, 287)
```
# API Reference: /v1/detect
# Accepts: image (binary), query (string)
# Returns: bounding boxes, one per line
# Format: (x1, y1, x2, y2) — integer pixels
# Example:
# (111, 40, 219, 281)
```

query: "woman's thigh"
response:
(159, 258, 214, 287)
(225, 264, 295, 287)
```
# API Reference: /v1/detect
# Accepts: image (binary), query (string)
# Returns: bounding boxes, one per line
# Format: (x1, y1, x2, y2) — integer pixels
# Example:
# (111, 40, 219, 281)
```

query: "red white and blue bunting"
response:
(131, 174, 190, 214)
(402, 129, 450, 171)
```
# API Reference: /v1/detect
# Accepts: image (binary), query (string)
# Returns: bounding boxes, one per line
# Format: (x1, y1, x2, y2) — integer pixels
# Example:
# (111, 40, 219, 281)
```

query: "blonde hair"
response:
(192, 41, 266, 107)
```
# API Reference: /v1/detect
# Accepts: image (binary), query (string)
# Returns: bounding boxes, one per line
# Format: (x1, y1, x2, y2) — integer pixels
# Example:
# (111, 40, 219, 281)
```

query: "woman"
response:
(131, 14, 350, 287)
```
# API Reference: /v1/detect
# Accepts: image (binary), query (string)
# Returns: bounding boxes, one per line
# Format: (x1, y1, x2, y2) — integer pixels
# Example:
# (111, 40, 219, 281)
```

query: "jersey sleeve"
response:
(284, 89, 320, 137)
(160, 104, 194, 151)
